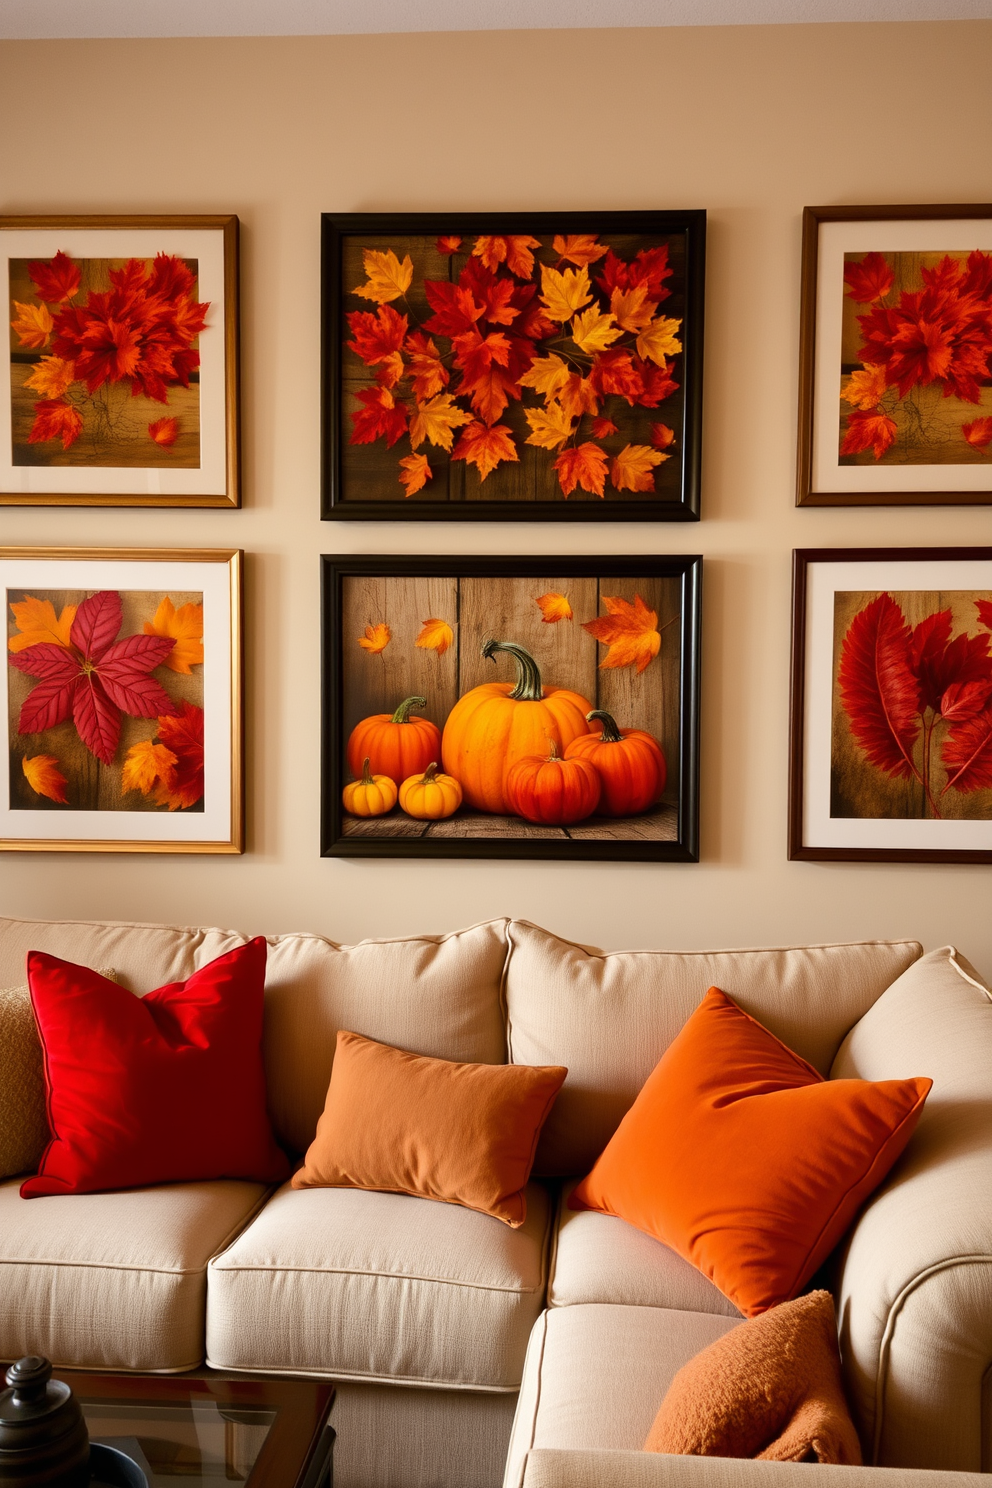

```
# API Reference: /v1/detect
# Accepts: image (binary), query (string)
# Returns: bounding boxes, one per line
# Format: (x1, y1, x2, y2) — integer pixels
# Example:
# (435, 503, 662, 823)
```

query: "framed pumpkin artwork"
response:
(321, 554, 701, 861)
(2, 546, 243, 852)
(1, 215, 240, 507)
(797, 204, 992, 506)
(321, 211, 705, 521)
(789, 547, 992, 862)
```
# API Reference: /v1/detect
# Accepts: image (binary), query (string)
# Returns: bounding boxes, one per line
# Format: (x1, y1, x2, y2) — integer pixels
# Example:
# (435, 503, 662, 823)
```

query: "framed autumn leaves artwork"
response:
(322, 554, 701, 861)
(797, 204, 992, 506)
(2, 216, 240, 507)
(790, 548, 992, 862)
(322, 211, 705, 521)
(2, 547, 243, 852)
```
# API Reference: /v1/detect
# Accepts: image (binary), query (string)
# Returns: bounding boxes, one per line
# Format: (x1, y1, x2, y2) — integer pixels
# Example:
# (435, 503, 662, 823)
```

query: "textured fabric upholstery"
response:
(831, 946, 992, 1471)
(330, 1381, 516, 1488)
(0, 1176, 269, 1371)
(518, 1449, 986, 1488)
(260, 920, 511, 1153)
(503, 1303, 739, 1488)
(206, 1179, 552, 1390)
(504, 921, 922, 1174)
(549, 1180, 740, 1317)
(0, 914, 245, 991)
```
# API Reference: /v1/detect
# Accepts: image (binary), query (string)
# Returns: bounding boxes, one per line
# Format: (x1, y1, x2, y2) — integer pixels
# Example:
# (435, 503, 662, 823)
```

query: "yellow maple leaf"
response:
(22, 754, 68, 804)
(416, 618, 454, 656)
(571, 306, 623, 355)
(610, 285, 657, 332)
(143, 596, 204, 674)
(398, 453, 432, 497)
(539, 264, 592, 323)
(359, 623, 391, 654)
(582, 594, 661, 674)
(352, 248, 414, 305)
(841, 364, 889, 410)
(122, 740, 177, 797)
(553, 234, 609, 267)
(636, 316, 683, 366)
(518, 353, 570, 403)
(535, 592, 573, 623)
(24, 355, 75, 400)
(10, 300, 53, 350)
(8, 595, 77, 652)
(409, 393, 473, 452)
(524, 402, 576, 451)
(611, 444, 667, 493)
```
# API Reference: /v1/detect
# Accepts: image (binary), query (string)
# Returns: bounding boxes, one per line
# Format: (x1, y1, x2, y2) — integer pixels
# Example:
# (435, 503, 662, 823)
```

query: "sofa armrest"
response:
(829, 947, 992, 1472)
(519, 1450, 985, 1488)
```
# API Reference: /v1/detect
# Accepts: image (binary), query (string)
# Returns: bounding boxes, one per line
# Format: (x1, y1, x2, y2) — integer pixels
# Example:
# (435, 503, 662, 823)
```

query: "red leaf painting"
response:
(942, 704, 992, 794)
(837, 593, 921, 781)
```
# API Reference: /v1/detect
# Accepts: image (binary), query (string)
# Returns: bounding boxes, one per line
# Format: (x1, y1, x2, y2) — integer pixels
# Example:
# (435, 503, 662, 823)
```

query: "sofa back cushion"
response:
(0, 914, 244, 992)
(505, 921, 922, 1175)
(261, 920, 511, 1153)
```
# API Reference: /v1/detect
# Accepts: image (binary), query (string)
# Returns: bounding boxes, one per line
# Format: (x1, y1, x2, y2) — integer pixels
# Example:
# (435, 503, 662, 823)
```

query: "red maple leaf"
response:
(591, 417, 618, 439)
(589, 349, 642, 403)
(436, 236, 462, 255)
(855, 259, 992, 404)
(843, 252, 894, 304)
(838, 593, 921, 781)
(552, 443, 608, 498)
(9, 590, 177, 766)
(841, 408, 898, 460)
(630, 355, 679, 407)
(507, 282, 555, 342)
(910, 609, 992, 713)
(155, 702, 204, 808)
(594, 245, 672, 303)
(422, 280, 485, 338)
(349, 386, 409, 447)
(456, 259, 521, 327)
(346, 304, 408, 365)
(977, 600, 992, 631)
(28, 399, 83, 451)
(28, 250, 81, 304)
(942, 701, 992, 794)
(963, 416, 992, 449)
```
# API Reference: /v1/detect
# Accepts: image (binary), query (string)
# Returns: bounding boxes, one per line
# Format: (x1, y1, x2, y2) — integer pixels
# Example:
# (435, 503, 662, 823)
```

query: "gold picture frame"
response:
(2, 547, 243, 853)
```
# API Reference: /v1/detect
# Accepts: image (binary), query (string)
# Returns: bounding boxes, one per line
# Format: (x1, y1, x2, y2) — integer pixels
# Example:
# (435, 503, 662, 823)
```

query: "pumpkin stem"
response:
(547, 739, 561, 762)
(390, 695, 428, 725)
(586, 709, 625, 744)
(481, 639, 544, 701)
(360, 756, 374, 785)
(421, 761, 439, 785)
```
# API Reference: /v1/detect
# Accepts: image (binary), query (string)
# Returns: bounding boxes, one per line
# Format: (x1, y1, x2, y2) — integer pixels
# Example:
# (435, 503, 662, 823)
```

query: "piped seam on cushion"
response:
(871, 1253, 992, 1465)
(517, 1310, 549, 1487)
(262, 917, 512, 955)
(205, 1260, 544, 1293)
(0, 1256, 232, 1277)
(201, 1357, 521, 1392)
(544, 1182, 569, 1307)
(205, 1184, 279, 1266)
(948, 948, 992, 1000)
(506, 924, 924, 960)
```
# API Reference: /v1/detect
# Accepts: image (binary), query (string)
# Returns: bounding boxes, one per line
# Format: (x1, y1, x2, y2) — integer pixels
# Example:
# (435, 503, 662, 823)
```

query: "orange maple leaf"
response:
(473, 235, 541, 279)
(636, 316, 683, 366)
(553, 442, 608, 499)
(23, 355, 74, 400)
(148, 417, 179, 447)
(591, 416, 618, 440)
(22, 754, 68, 805)
(540, 265, 593, 323)
(409, 392, 473, 452)
(558, 374, 599, 421)
(28, 399, 83, 451)
(518, 353, 570, 402)
(841, 364, 889, 411)
(352, 248, 414, 304)
(10, 300, 53, 350)
(582, 594, 661, 673)
(524, 402, 575, 451)
(437, 236, 462, 255)
(571, 306, 623, 355)
(841, 408, 898, 460)
(405, 331, 449, 401)
(398, 453, 432, 497)
(374, 351, 404, 388)
(416, 618, 454, 655)
(122, 739, 178, 797)
(143, 596, 203, 674)
(451, 421, 519, 482)
(8, 595, 77, 652)
(611, 443, 666, 493)
(962, 416, 992, 449)
(358, 623, 391, 654)
(535, 592, 573, 623)
(610, 285, 657, 332)
(650, 422, 676, 449)
(553, 234, 609, 267)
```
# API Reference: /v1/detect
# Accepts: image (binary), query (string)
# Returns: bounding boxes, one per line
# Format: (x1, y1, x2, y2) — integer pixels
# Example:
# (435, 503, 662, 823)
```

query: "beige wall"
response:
(1, 22, 991, 965)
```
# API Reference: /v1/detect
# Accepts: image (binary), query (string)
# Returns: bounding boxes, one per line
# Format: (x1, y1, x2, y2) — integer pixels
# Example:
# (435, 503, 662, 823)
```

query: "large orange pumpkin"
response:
(441, 640, 594, 814)
(347, 695, 441, 785)
(504, 744, 602, 825)
(564, 709, 667, 816)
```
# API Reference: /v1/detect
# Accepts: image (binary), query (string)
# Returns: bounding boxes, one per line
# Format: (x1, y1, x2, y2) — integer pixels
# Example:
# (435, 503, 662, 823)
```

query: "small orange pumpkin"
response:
(342, 757, 398, 818)
(504, 742, 602, 826)
(564, 709, 667, 816)
(399, 761, 463, 820)
(347, 696, 441, 785)
(441, 640, 593, 814)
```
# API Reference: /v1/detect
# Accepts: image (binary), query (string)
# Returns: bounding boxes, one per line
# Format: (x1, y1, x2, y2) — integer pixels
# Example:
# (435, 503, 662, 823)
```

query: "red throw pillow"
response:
(21, 939, 290, 1197)
(570, 987, 931, 1316)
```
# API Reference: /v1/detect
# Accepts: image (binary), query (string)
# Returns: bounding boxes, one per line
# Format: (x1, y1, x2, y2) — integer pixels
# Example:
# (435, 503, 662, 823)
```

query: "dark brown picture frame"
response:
(321, 211, 705, 521)
(322, 554, 701, 861)
(797, 203, 992, 508)
(789, 546, 992, 863)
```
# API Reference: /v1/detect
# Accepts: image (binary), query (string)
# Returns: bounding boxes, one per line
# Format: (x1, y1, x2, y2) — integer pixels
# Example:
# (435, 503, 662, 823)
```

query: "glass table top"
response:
(82, 1398, 277, 1486)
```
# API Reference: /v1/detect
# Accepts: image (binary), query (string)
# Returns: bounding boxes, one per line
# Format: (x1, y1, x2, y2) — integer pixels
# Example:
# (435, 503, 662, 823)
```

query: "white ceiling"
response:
(1, 0, 989, 38)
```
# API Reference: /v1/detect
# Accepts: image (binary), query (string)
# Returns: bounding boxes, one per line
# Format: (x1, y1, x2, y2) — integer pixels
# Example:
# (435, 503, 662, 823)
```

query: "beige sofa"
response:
(1, 914, 991, 1488)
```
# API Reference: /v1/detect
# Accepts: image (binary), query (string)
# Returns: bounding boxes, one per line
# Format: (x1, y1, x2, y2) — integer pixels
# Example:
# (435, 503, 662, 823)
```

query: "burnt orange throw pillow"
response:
(292, 1031, 567, 1226)
(570, 987, 930, 1316)
(645, 1290, 862, 1463)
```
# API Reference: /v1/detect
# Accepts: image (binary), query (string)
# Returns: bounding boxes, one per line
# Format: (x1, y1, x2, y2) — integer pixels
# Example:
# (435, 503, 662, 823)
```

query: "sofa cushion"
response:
(260, 919, 511, 1153)
(0, 1176, 269, 1371)
(0, 914, 245, 992)
(503, 1303, 739, 1488)
(505, 921, 922, 1175)
(549, 1181, 739, 1318)
(206, 1179, 552, 1390)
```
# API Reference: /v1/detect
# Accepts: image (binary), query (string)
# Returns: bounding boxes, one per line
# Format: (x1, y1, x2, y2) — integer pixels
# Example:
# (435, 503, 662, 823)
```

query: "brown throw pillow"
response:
(292, 1030, 566, 1226)
(644, 1290, 862, 1464)
(0, 968, 117, 1180)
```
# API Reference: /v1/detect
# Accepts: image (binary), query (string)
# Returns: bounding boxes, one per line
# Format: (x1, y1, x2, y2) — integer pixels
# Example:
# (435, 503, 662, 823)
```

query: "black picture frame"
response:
(321, 211, 705, 521)
(322, 554, 701, 860)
